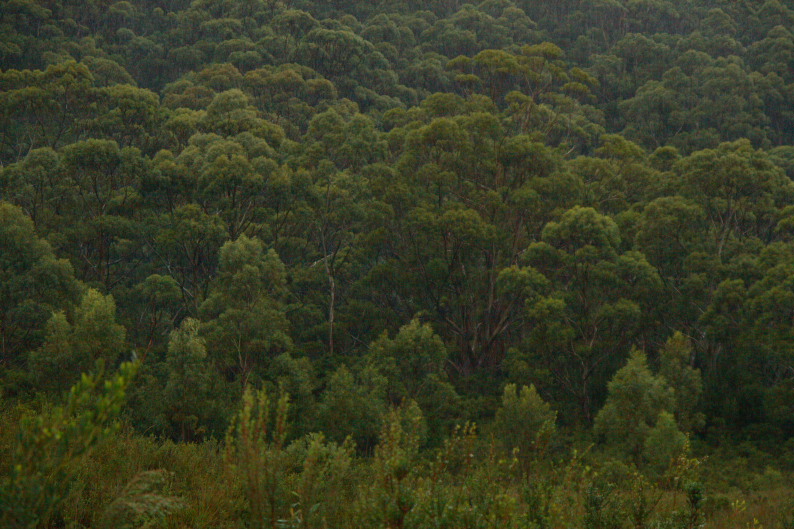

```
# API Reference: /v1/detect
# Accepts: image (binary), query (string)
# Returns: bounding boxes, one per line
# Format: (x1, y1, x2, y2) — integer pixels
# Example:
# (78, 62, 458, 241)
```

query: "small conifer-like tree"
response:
(643, 411, 688, 476)
(163, 318, 218, 441)
(593, 349, 674, 461)
(224, 386, 290, 529)
(493, 383, 557, 465)
(659, 332, 705, 433)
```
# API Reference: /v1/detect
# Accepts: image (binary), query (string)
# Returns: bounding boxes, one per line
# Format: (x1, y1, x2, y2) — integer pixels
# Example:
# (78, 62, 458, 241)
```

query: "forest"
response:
(2, 0, 794, 526)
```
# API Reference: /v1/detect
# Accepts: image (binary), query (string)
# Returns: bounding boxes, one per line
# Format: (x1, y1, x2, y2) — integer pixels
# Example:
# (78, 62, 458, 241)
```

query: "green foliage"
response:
(224, 386, 291, 529)
(0, 202, 81, 369)
(28, 289, 127, 391)
(224, 386, 357, 528)
(200, 235, 292, 386)
(287, 433, 356, 528)
(643, 411, 688, 476)
(369, 319, 459, 443)
(95, 470, 184, 529)
(659, 332, 705, 433)
(0, 361, 138, 528)
(594, 349, 675, 461)
(521, 206, 662, 422)
(493, 383, 556, 466)
(355, 401, 424, 528)
(316, 365, 385, 449)
(3, 0, 794, 525)
(584, 484, 622, 529)
(161, 318, 224, 441)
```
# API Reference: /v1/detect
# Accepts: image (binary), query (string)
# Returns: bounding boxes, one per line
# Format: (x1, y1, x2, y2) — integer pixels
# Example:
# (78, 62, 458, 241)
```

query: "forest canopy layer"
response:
(2, 0, 794, 527)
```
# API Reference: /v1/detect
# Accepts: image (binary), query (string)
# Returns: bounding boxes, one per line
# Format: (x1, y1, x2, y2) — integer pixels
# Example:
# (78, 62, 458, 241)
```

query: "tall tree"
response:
(0, 202, 81, 368)
(200, 235, 291, 387)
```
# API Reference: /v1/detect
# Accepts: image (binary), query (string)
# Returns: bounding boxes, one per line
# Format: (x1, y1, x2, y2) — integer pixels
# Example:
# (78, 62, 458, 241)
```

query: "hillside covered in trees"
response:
(2, 0, 794, 526)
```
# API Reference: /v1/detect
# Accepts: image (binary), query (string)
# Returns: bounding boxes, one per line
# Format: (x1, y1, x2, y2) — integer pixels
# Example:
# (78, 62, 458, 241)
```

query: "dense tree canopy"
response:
(2, 0, 794, 525)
